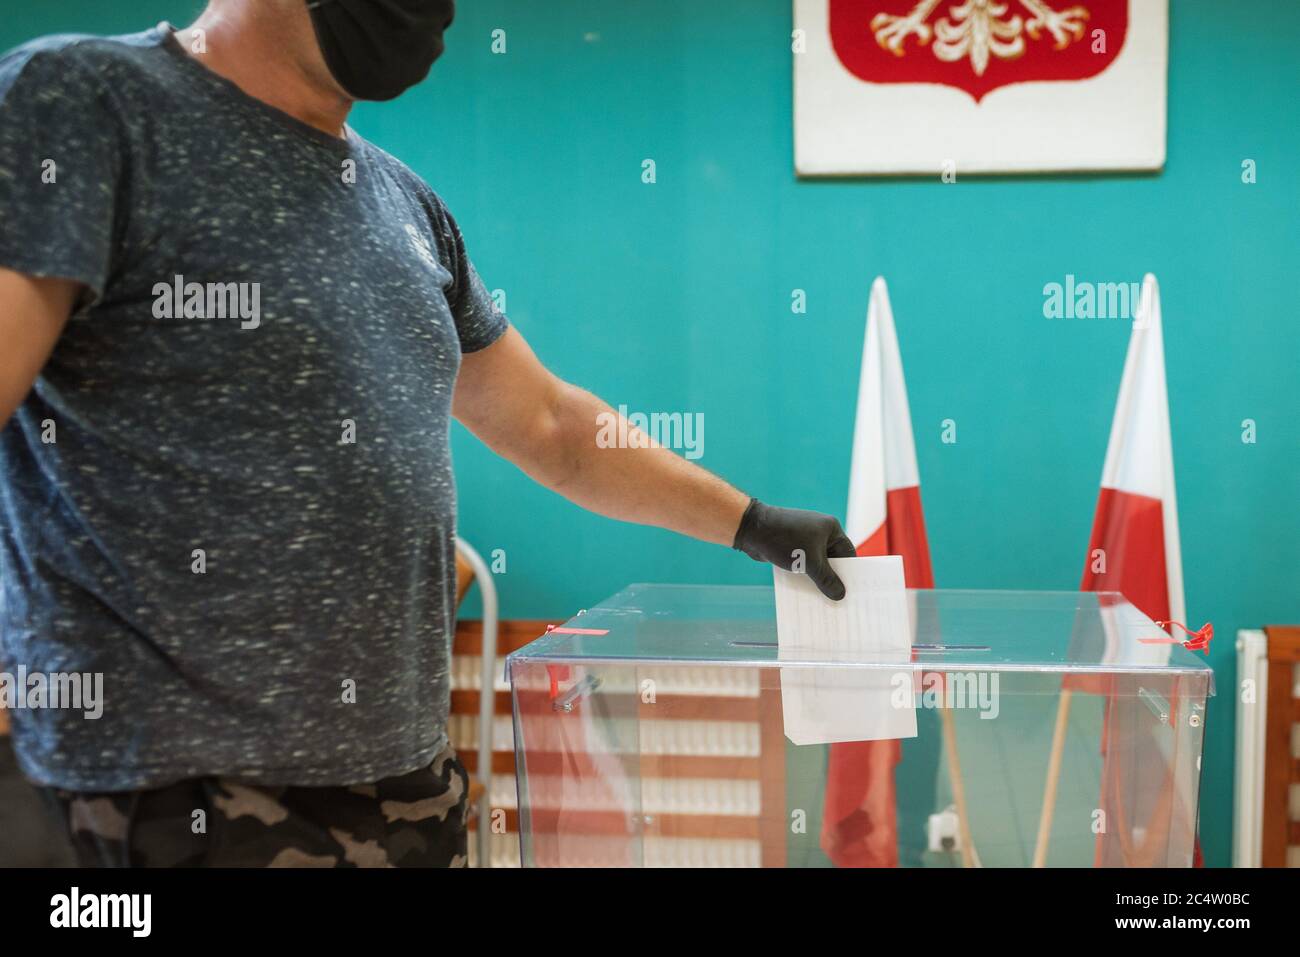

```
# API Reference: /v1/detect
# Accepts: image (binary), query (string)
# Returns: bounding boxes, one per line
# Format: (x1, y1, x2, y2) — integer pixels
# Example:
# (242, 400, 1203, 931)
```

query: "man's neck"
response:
(176, 8, 352, 139)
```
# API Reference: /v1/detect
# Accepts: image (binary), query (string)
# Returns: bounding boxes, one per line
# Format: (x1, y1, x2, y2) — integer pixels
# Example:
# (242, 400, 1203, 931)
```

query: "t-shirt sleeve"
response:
(426, 193, 509, 354)
(0, 44, 124, 310)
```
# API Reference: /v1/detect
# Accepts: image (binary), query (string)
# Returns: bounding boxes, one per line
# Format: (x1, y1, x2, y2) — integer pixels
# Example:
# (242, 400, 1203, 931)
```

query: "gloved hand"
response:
(732, 498, 856, 600)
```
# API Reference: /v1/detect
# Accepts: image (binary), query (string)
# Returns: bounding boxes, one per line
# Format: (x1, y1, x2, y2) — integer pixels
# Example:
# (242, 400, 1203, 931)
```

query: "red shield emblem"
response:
(829, 0, 1129, 102)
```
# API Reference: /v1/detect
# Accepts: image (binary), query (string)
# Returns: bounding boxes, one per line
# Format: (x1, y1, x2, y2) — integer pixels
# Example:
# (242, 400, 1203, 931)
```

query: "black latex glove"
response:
(732, 498, 857, 600)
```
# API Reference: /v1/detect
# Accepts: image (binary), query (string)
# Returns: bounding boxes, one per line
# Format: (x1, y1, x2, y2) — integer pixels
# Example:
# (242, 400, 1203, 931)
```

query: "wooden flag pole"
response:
(939, 675, 980, 868)
(1032, 689, 1074, 867)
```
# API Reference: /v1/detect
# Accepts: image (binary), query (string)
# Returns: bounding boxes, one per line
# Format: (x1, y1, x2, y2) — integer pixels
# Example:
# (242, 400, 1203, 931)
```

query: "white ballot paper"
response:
(774, 555, 917, 746)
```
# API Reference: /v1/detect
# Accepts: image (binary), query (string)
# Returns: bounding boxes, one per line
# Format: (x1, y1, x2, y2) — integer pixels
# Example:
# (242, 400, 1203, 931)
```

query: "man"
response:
(0, 0, 853, 867)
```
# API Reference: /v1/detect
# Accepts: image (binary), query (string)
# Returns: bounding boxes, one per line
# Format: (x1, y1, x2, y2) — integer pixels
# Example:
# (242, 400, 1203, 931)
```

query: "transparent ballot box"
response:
(507, 586, 1213, 868)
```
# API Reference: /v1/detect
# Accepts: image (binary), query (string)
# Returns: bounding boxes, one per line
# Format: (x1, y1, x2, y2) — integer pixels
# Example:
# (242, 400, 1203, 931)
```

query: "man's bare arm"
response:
(0, 268, 78, 428)
(452, 327, 855, 597)
(452, 327, 749, 546)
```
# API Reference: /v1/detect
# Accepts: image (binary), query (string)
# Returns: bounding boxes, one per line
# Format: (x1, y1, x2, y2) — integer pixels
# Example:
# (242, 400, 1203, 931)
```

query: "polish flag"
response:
(1077, 274, 1202, 867)
(820, 277, 934, 868)
(1080, 273, 1184, 629)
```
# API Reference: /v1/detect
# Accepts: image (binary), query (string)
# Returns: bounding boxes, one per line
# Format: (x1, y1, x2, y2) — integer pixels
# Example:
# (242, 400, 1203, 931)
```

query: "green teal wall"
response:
(6, 2, 1297, 867)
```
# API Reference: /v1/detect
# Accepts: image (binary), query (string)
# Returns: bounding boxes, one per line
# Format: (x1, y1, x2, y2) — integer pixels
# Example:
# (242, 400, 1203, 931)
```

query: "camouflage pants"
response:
(40, 746, 469, 868)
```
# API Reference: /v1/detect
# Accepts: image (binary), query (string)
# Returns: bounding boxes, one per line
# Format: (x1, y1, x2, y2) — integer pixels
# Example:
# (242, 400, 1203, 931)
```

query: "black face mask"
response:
(306, 0, 455, 101)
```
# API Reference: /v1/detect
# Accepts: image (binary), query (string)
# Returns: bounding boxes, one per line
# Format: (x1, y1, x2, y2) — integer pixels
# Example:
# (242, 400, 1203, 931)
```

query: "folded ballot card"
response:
(774, 555, 917, 746)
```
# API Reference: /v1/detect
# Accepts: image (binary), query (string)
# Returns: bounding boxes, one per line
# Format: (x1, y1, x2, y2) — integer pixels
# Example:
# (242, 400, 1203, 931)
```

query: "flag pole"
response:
(939, 674, 980, 867)
(1032, 689, 1073, 867)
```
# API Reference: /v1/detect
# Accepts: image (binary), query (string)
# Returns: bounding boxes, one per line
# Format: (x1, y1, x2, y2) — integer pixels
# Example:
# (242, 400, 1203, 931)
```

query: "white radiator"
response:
(1233, 629, 1268, 867)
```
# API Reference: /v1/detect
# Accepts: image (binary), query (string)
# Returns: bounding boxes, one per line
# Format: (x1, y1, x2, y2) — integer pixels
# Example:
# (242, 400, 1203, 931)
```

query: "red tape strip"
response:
(1154, 619, 1214, 656)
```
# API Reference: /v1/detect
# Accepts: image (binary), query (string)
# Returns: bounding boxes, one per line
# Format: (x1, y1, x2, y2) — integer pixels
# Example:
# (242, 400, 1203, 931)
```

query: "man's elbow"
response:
(525, 381, 592, 494)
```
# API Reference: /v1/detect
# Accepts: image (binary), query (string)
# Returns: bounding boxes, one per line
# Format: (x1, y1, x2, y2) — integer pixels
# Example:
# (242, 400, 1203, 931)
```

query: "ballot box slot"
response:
(728, 641, 990, 652)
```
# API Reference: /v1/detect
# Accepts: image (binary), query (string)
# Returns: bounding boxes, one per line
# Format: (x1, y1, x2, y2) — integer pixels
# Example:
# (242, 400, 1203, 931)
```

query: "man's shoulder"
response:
(0, 26, 167, 95)
(357, 136, 444, 206)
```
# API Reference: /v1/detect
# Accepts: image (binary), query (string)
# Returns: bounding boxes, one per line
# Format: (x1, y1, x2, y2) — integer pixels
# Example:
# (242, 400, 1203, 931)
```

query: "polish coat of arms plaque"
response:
(794, 0, 1167, 175)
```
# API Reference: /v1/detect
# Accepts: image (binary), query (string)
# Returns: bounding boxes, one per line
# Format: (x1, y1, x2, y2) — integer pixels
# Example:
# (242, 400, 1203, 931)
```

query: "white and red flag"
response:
(1080, 273, 1184, 627)
(1075, 273, 1203, 866)
(820, 277, 934, 867)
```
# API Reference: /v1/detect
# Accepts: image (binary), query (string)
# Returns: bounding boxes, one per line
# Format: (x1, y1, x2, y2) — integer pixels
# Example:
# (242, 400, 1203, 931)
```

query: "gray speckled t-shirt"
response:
(0, 25, 508, 790)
